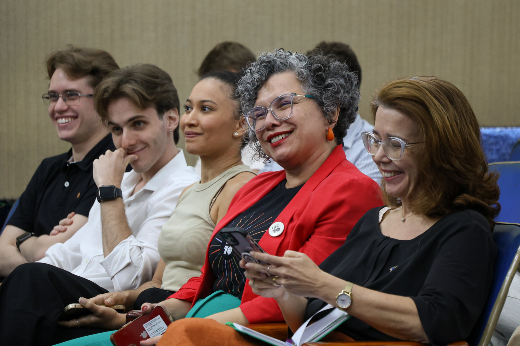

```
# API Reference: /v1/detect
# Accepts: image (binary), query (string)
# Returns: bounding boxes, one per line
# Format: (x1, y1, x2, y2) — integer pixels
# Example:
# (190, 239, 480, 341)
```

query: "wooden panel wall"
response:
(1, 0, 519, 199)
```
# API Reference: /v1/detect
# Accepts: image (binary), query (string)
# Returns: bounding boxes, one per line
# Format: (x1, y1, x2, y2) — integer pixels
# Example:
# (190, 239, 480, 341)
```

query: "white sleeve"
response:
(259, 160, 284, 173)
(99, 181, 188, 292)
(344, 117, 382, 185)
(37, 216, 91, 271)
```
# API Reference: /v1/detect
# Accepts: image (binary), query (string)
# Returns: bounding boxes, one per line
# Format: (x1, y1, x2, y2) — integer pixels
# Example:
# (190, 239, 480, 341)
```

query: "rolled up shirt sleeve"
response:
(100, 179, 192, 292)
(100, 234, 160, 292)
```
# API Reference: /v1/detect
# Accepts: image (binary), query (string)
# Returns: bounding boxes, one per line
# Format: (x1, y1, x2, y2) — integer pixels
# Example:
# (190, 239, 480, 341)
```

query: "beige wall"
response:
(1, 0, 519, 199)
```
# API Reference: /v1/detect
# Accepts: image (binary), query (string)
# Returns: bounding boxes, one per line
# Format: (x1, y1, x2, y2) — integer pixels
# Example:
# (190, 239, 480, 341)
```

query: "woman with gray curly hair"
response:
(138, 49, 382, 345)
(238, 48, 359, 163)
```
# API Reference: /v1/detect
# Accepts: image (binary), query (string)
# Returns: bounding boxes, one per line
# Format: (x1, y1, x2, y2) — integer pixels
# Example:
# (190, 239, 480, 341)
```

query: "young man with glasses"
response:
(0, 46, 119, 279)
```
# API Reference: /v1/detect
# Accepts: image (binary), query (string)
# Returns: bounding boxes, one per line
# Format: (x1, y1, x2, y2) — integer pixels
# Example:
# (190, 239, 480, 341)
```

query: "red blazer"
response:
(170, 145, 383, 323)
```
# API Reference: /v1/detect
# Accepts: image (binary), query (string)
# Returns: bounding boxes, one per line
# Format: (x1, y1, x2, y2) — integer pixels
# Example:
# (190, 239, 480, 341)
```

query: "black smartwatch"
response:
(97, 185, 123, 203)
(16, 232, 35, 251)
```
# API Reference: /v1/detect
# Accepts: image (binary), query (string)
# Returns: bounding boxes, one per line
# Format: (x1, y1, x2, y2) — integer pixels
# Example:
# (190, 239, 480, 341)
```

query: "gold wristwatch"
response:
(336, 281, 353, 311)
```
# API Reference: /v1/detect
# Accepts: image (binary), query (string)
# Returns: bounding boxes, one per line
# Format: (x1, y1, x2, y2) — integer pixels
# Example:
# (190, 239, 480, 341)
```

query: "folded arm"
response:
(0, 225, 28, 277)
(20, 214, 88, 262)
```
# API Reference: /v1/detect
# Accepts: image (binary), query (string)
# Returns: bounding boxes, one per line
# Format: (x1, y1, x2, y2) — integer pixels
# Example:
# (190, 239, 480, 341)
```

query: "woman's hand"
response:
(141, 298, 192, 322)
(137, 298, 191, 346)
(58, 297, 126, 330)
(241, 257, 288, 299)
(140, 335, 162, 345)
(248, 250, 329, 299)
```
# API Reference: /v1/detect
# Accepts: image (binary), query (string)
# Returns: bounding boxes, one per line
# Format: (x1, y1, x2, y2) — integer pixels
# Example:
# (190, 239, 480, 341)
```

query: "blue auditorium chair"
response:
(489, 162, 520, 224)
(0, 198, 19, 235)
(509, 140, 520, 161)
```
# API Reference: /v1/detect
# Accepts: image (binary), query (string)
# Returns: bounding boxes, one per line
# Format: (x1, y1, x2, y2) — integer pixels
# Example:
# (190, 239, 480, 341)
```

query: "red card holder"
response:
(110, 306, 171, 346)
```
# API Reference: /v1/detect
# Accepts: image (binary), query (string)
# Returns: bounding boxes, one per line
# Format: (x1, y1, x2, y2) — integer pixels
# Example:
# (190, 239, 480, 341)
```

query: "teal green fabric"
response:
(53, 330, 115, 346)
(53, 291, 240, 345)
(185, 290, 241, 318)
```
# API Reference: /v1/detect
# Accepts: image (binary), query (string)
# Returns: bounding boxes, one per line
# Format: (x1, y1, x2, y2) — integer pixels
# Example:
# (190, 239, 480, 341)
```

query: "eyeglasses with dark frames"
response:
(42, 91, 93, 107)
(244, 93, 315, 132)
(361, 131, 423, 161)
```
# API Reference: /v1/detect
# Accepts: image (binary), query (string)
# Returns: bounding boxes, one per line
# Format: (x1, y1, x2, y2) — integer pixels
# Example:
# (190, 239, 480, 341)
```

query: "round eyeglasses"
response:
(361, 131, 423, 161)
(244, 93, 315, 132)
(42, 91, 93, 107)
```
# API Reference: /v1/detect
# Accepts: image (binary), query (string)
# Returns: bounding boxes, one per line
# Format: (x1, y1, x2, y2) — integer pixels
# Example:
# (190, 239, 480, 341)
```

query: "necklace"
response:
(400, 206, 415, 222)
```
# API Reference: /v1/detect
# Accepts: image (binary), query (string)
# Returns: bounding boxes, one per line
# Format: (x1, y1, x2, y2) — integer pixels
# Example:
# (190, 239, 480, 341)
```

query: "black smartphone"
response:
(220, 227, 268, 264)
(59, 303, 126, 321)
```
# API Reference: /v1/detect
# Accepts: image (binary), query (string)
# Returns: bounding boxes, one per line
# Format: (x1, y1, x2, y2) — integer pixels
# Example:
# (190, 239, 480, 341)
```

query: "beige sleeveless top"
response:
(158, 164, 254, 291)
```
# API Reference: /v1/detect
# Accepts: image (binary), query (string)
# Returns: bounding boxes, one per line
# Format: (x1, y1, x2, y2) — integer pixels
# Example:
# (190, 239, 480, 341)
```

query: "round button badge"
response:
(268, 222, 284, 237)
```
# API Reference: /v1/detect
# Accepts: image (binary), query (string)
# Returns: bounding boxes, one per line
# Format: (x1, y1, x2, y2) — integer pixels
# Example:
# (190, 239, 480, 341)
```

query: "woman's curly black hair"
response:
(236, 49, 360, 160)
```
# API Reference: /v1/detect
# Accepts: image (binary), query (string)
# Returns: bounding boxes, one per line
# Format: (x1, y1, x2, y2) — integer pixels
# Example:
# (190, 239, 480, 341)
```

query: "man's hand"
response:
(93, 148, 137, 188)
(18, 213, 88, 262)
(50, 212, 75, 235)
(88, 291, 133, 310)
(58, 297, 126, 330)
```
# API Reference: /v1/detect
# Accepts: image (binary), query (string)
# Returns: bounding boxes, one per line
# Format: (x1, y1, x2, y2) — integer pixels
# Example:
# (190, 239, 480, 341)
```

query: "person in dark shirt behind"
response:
(0, 46, 119, 278)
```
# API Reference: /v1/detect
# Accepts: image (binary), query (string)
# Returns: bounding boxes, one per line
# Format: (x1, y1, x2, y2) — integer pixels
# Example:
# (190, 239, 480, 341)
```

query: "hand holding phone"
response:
(220, 227, 268, 265)
(60, 303, 126, 321)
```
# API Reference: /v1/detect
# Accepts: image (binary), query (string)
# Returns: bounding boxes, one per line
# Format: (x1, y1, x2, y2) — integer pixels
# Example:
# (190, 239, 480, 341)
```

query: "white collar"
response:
(121, 149, 188, 196)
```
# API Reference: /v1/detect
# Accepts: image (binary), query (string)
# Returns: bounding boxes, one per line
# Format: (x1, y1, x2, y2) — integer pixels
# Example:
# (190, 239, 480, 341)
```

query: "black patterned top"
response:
(208, 179, 302, 298)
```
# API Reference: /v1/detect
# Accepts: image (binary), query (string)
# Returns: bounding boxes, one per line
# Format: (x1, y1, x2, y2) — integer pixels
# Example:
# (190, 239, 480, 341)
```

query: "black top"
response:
(209, 179, 303, 298)
(305, 207, 497, 345)
(8, 134, 115, 236)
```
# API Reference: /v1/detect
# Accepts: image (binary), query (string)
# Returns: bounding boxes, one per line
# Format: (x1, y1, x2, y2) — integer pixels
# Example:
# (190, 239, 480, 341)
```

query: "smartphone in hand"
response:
(60, 303, 126, 321)
(220, 227, 268, 264)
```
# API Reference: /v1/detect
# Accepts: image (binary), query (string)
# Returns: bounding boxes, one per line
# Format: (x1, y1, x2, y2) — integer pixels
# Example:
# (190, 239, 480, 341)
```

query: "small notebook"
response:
(227, 304, 349, 346)
(110, 306, 171, 346)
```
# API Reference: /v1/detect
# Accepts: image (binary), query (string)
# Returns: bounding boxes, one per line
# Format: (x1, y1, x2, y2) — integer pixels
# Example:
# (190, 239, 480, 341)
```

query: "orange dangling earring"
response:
(326, 127, 335, 141)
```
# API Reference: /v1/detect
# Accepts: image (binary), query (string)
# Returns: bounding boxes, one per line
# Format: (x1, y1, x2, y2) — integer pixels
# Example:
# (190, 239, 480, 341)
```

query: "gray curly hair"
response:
(236, 49, 360, 160)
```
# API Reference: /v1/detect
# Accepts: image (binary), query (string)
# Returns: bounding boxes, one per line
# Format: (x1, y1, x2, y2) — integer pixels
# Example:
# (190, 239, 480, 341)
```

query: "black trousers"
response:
(53, 287, 174, 344)
(0, 263, 109, 346)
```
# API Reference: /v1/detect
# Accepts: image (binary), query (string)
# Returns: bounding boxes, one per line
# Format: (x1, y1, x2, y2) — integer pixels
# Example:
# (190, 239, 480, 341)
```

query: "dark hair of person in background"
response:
(307, 41, 362, 87)
(197, 41, 256, 78)
(371, 76, 500, 228)
(237, 49, 359, 159)
(46, 45, 120, 89)
(94, 63, 181, 144)
(200, 70, 248, 150)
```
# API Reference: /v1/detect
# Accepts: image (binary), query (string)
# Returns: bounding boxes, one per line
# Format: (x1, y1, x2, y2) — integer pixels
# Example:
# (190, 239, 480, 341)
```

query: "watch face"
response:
(337, 293, 352, 309)
(99, 187, 114, 200)
(98, 186, 121, 202)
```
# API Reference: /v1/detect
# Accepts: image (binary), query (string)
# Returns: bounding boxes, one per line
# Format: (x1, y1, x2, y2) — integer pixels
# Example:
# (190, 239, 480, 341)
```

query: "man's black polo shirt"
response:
(8, 134, 115, 236)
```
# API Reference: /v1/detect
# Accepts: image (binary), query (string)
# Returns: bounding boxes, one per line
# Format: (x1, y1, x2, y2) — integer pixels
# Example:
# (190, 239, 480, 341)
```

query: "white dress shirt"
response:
(260, 114, 382, 184)
(38, 150, 200, 292)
